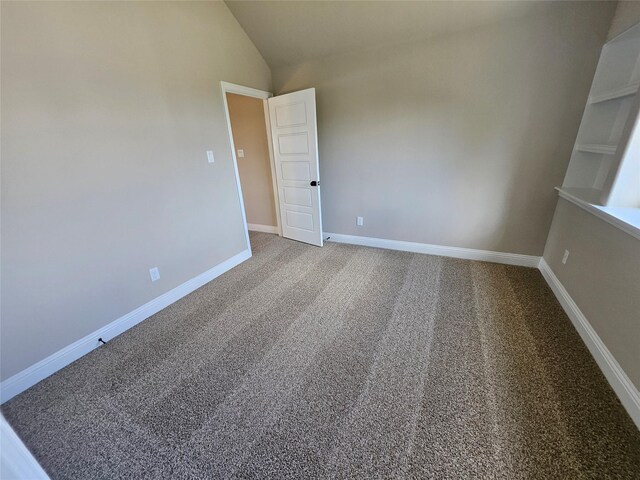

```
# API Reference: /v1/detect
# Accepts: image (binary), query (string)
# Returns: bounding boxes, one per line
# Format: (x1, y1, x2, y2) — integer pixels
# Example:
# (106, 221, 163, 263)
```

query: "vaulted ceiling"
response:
(225, 0, 542, 68)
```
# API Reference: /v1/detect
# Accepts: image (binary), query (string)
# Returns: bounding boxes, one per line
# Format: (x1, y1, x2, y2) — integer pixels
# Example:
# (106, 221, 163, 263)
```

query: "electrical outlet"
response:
(237, 149, 245, 158)
(149, 267, 160, 282)
(206, 150, 215, 163)
(356, 216, 364, 226)
(562, 250, 570, 265)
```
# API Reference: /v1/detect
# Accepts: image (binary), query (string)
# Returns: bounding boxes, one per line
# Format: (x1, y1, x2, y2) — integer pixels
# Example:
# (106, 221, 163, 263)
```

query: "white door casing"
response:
(268, 88, 323, 246)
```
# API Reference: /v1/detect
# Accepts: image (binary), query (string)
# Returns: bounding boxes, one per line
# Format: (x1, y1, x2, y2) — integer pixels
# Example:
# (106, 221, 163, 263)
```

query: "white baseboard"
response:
(539, 258, 640, 430)
(248, 223, 278, 234)
(3, 237, 636, 433)
(325, 232, 540, 267)
(0, 249, 251, 404)
(1, 414, 50, 479)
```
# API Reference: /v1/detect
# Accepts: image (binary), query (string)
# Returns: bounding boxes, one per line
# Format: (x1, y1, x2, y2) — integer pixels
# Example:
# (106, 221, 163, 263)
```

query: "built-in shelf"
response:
(556, 186, 602, 204)
(589, 83, 639, 104)
(563, 22, 640, 194)
(575, 144, 617, 155)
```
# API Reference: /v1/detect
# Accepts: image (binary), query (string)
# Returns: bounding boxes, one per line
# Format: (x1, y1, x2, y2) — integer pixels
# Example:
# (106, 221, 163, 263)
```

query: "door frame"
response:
(220, 81, 283, 255)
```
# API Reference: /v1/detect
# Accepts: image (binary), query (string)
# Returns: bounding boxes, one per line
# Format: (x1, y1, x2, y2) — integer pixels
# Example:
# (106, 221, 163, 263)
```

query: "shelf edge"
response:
(589, 83, 639, 104)
(556, 187, 640, 241)
(575, 144, 617, 155)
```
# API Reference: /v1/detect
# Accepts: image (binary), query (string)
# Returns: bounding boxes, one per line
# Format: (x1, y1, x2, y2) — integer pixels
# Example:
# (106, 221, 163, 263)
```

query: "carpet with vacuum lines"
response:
(3, 232, 640, 478)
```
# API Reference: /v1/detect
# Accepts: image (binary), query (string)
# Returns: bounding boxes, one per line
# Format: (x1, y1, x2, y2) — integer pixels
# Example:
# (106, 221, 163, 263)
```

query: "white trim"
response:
(221, 83, 256, 256)
(1, 415, 49, 479)
(263, 99, 283, 236)
(247, 223, 278, 234)
(557, 188, 640, 241)
(539, 258, 640, 430)
(325, 233, 540, 267)
(0, 249, 251, 404)
(220, 81, 272, 100)
(327, 230, 640, 428)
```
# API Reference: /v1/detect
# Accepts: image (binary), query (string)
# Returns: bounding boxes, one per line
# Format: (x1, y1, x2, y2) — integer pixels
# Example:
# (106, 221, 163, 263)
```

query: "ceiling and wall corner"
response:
(225, 0, 546, 69)
(239, 1, 616, 255)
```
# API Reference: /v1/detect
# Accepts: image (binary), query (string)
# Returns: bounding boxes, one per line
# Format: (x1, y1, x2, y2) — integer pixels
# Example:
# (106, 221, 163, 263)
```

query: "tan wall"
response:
(543, 198, 640, 390)
(0, 1, 271, 381)
(272, 2, 615, 255)
(607, 1, 640, 40)
(226, 93, 277, 228)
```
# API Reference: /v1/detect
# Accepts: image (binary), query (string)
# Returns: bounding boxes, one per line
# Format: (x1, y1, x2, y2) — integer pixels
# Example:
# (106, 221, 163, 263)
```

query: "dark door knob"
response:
(310, 181, 320, 186)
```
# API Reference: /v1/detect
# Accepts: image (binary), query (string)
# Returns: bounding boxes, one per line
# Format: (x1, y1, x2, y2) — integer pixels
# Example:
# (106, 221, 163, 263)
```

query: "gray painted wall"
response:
(544, 199, 640, 390)
(0, 2, 271, 381)
(607, 0, 640, 41)
(273, 2, 615, 255)
(541, 1, 640, 393)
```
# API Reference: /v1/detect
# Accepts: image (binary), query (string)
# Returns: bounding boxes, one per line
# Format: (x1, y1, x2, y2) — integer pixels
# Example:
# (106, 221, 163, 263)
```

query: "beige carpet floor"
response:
(3, 232, 640, 478)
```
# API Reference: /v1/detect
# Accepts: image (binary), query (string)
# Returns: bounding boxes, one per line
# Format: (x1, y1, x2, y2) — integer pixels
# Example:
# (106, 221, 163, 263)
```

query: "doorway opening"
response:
(222, 81, 324, 251)
(221, 82, 281, 253)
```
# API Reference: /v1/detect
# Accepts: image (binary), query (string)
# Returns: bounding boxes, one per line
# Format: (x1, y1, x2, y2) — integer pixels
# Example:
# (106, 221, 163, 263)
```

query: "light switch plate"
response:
(206, 150, 215, 163)
(149, 267, 160, 282)
(237, 149, 244, 158)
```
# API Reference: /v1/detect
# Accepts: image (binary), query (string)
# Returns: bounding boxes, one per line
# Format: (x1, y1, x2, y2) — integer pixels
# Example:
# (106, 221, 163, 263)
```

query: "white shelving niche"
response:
(562, 22, 640, 205)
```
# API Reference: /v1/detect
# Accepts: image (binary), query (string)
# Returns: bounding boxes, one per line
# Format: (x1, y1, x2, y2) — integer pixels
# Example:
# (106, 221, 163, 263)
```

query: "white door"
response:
(268, 88, 323, 246)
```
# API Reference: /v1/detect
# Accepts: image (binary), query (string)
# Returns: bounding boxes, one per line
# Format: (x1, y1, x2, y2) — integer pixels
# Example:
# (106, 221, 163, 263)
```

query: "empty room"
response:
(1, 1, 640, 478)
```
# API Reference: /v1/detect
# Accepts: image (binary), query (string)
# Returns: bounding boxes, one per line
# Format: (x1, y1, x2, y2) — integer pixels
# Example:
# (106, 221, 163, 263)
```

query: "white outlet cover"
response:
(206, 150, 215, 163)
(149, 267, 160, 282)
(562, 250, 570, 265)
(237, 149, 245, 158)
(357, 216, 364, 226)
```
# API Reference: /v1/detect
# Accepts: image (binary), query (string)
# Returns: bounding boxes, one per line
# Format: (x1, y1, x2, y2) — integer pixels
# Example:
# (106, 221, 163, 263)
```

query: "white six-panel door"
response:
(268, 88, 323, 246)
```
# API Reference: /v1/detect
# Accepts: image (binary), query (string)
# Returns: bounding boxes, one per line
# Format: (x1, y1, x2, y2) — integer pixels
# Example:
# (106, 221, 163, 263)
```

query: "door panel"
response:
(283, 187, 312, 207)
(278, 133, 309, 154)
(275, 102, 307, 127)
(286, 210, 314, 231)
(281, 162, 310, 181)
(268, 88, 323, 246)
